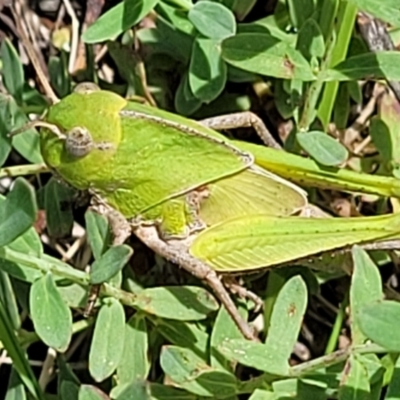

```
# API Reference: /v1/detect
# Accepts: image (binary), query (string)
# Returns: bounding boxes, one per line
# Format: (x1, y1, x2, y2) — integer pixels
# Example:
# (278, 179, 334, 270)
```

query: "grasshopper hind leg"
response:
(133, 224, 258, 341)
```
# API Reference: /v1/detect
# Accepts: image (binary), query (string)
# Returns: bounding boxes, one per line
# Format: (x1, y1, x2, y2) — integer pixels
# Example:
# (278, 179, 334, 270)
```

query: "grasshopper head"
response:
(36, 83, 127, 189)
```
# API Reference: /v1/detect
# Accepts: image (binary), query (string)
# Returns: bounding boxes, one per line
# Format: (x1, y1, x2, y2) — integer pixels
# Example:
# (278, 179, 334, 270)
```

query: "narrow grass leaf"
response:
(89, 298, 125, 382)
(0, 301, 45, 400)
(30, 272, 72, 352)
(5, 368, 26, 400)
(0, 271, 20, 330)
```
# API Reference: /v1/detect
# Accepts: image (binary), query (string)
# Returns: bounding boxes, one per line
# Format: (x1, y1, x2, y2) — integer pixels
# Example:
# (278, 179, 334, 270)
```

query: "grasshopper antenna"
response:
(8, 121, 65, 139)
(9, 2, 59, 104)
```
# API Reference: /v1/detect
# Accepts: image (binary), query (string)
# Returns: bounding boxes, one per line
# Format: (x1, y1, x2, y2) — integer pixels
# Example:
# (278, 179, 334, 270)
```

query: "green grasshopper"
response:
(20, 82, 400, 340)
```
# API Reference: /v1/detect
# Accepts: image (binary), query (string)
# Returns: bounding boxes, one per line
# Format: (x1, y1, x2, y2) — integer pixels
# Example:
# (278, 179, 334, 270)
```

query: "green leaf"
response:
(5, 368, 26, 400)
(265, 275, 308, 373)
(85, 211, 111, 260)
(8, 224, 42, 258)
(0, 247, 88, 285)
(160, 346, 238, 397)
(89, 298, 125, 382)
(149, 383, 197, 400)
(78, 385, 109, 400)
(339, 354, 370, 399)
(296, 131, 348, 166)
(273, 378, 327, 400)
(1, 39, 24, 103)
(222, 33, 315, 81)
(188, 1, 236, 40)
(0, 178, 37, 248)
(117, 314, 149, 385)
(370, 92, 400, 177)
(58, 356, 81, 400)
(296, 18, 325, 60)
(115, 380, 151, 400)
(219, 276, 307, 375)
(358, 300, 400, 351)
(57, 283, 88, 309)
(385, 355, 400, 399)
(155, 319, 208, 359)
(219, 338, 286, 375)
(137, 17, 194, 65)
(60, 381, 80, 400)
(322, 52, 400, 82)
(174, 73, 202, 116)
(189, 38, 227, 103)
(0, 95, 12, 167)
(7, 97, 43, 164)
(48, 54, 71, 99)
(210, 303, 247, 371)
(350, 246, 383, 345)
(82, 0, 160, 43)
(287, 0, 315, 28)
(30, 272, 72, 352)
(0, 271, 20, 330)
(347, 0, 400, 28)
(44, 178, 75, 239)
(0, 301, 45, 400)
(134, 286, 218, 320)
(249, 389, 275, 400)
(90, 244, 133, 285)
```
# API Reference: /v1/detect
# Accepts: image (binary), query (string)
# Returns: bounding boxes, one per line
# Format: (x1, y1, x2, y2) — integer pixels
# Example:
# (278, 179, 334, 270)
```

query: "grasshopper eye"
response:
(73, 82, 100, 94)
(65, 127, 93, 157)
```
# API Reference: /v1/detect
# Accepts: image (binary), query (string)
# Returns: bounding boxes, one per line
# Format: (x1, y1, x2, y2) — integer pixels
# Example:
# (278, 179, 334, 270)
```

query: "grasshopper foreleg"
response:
(200, 111, 281, 150)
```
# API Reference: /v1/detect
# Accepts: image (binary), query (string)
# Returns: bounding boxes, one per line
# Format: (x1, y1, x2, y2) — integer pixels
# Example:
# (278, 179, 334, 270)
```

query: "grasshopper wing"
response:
(199, 167, 307, 226)
(190, 213, 400, 272)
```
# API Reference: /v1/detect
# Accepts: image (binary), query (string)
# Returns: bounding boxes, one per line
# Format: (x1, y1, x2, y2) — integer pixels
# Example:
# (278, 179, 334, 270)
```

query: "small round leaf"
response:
(30, 272, 72, 352)
(358, 300, 400, 351)
(89, 298, 125, 382)
(296, 131, 348, 166)
(188, 1, 236, 40)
